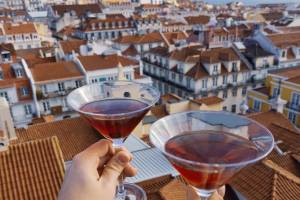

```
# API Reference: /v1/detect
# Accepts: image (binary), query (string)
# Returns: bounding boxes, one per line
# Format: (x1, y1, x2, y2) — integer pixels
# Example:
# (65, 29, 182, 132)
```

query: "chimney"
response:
(0, 97, 16, 152)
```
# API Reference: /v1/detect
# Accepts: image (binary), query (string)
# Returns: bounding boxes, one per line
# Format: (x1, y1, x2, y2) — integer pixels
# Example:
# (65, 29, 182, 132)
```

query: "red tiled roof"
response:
(78, 54, 138, 71)
(0, 137, 65, 200)
(30, 61, 84, 83)
(3, 23, 37, 35)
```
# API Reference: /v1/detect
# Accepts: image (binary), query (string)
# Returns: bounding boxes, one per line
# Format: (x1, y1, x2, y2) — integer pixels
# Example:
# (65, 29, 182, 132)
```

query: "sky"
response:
(205, 0, 297, 5)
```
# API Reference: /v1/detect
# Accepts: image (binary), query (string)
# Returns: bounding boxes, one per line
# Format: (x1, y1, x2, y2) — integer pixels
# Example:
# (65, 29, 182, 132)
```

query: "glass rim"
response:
(149, 110, 275, 168)
(67, 80, 160, 118)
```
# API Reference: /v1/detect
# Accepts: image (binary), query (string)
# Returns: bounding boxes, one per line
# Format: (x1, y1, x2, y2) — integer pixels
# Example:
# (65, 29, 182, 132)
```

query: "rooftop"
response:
(59, 40, 87, 55)
(191, 96, 224, 106)
(52, 4, 102, 17)
(3, 23, 37, 35)
(77, 54, 138, 71)
(30, 61, 84, 83)
(269, 67, 300, 79)
(0, 137, 65, 200)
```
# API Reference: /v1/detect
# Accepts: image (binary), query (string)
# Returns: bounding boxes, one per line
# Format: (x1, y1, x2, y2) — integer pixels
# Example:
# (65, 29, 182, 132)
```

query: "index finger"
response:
(79, 139, 114, 160)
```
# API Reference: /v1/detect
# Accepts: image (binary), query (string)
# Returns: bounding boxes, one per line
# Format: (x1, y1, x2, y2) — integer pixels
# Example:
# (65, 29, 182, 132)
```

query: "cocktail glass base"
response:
(193, 187, 216, 200)
(115, 183, 147, 200)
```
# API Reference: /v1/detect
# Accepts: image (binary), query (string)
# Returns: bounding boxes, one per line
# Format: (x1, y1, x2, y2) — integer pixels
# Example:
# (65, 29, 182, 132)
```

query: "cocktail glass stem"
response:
(194, 187, 215, 200)
(113, 138, 126, 200)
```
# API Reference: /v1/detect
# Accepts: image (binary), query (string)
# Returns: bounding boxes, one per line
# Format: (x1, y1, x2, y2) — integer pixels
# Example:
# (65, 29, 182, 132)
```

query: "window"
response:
(222, 75, 227, 85)
(223, 90, 228, 98)
(202, 79, 208, 89)
(233, 73, 238, 82)
(291, 93, 300, 106)
(222, 106, 227, 111)
(15, 69, 23, 78)
(21, 87, 29, 96)
(232, 62, 237, 71)
(254, 100, 261, 112)
(282, 50, 286, 58)
(231, 104, 236, 113)
(0, 71, 3, 80)
(213, 65, 218, 72)
(272, 88, 279, 97)
(187, 78, 191, 89)
(99, 77, 106, 82)
(171, 72, 176, 80)
(232, 88, 238, 97)
(24, 104, 32, 115)
(0, 91, 8, 102)
(213, 77, 218, 87)
(58, 82, 65, 92)
(288, 111, 297, 124)
(242, 87, 247, 96)
(42, 85, 48, 94)
(42, 101, 50, 112)
(75, 80, 82, 88)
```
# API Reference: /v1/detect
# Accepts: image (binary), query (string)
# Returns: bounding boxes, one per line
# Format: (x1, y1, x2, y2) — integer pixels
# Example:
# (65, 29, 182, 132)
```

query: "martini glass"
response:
(67, 81, 160, 200)
(150, 111, 274, 200)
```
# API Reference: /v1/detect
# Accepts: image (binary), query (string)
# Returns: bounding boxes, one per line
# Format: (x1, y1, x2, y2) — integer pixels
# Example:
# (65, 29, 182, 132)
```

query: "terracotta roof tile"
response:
(286, 76, 300, 84)
(115, 32, 163, 44)
(191, 96, 224, 106)
(123, 45, 139, 56)
(270, 67, 300, 79)
(0, 137, 65, 200)
(30, 61, 84, 83)
(59, 40, 87, 55)
(248, 111, 299, 134)
(253, 86, 270, 96)
(185, 62, 209, 80)
(3, 23, 37, 35)
(78, 54, 138, 71)
(52, 4, 102, 17)
(14, 117, 102, 161)
(163, 32, 188, 45)
(184, 15, 210, 25)
(267, 32, 300, 48)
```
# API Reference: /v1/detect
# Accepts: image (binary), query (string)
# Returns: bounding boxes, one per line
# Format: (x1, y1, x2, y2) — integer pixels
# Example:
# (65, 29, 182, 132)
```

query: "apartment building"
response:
(142, 46, 252, 113)
(132, 14, 162, 33)
(253, 30, 300, 68)
(0, 23, 41, 50)
(75, 14, 134, 40)
(0, 44, 36, 127)
(75, 54, 151, 84)
(113, 31, 190, 59)
(247, 67, 300, 128)
(48, 4, 102, 32)
(28, 61, 85, 120)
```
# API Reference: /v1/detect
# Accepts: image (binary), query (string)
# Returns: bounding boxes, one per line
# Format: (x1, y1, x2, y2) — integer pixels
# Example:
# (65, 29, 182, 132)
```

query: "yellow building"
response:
(247, 67, 300, 128)
(133, 93, 224, 137)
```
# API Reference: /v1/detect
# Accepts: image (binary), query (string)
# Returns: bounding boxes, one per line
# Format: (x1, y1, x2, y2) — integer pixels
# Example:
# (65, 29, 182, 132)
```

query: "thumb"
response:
(100, 151, 131, 185)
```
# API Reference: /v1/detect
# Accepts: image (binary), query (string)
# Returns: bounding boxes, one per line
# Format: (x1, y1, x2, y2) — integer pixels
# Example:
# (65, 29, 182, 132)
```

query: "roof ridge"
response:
(263, 160, 300, 185)
(270, 123, 300, 134)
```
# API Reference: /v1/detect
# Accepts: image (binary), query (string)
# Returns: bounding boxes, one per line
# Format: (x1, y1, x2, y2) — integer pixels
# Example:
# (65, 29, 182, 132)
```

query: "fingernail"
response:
(117, 153, 129, 164)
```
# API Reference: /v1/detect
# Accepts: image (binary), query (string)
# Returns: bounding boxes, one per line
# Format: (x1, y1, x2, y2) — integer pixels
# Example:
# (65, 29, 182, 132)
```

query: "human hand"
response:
(58, 139, 137, 200)
(187, 186, 225, 200)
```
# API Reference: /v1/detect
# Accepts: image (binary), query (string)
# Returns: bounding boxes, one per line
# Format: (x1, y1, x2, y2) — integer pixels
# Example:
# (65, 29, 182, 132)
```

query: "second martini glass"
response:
(150, 111, 274, 200)
(67, 81, 160, 200)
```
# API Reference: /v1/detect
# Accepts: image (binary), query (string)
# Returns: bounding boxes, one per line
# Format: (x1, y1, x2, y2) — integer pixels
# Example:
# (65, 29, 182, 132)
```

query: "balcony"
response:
(286, 102, 300, 112)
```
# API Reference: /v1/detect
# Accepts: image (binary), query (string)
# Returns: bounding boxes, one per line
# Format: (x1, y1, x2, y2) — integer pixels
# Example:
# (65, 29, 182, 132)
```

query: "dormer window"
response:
(1, 51, 11, 62)
(213, 65, 218, 72)
(232, 62, 237, 72)
(12, 63, 23, 78)
(21, 87, 29, 96)
(15, 69, 23, 77)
